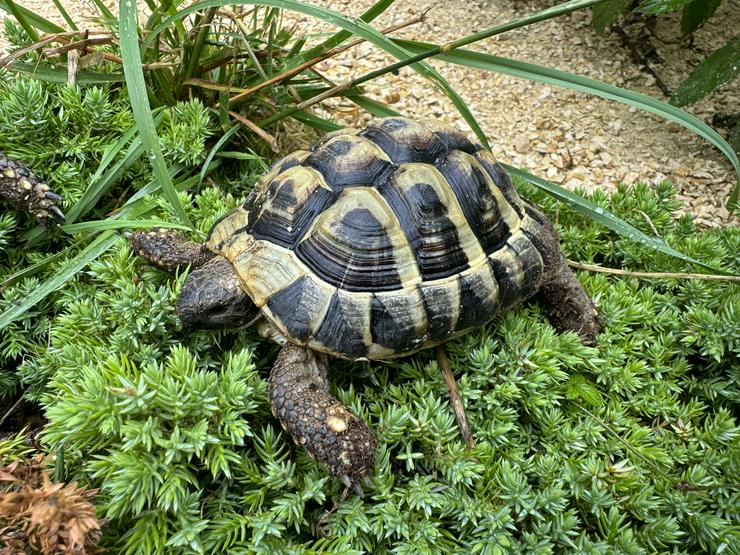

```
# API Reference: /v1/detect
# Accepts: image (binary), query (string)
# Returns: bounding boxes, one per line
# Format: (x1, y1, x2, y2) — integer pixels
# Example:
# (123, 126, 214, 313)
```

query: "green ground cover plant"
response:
(1, 0, 739, 552)
(4, 155, 739, 552)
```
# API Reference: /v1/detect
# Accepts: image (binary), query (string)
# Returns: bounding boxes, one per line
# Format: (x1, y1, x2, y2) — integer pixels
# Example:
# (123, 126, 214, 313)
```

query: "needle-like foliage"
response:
(3, 177, 735, 553)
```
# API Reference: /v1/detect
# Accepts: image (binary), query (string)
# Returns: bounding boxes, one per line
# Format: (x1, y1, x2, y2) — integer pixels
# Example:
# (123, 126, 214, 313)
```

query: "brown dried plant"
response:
(0, 456, 102, 555)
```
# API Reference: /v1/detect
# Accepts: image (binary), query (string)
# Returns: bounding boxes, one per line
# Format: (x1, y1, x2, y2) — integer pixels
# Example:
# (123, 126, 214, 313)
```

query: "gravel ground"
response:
(2, 0, 738, 227)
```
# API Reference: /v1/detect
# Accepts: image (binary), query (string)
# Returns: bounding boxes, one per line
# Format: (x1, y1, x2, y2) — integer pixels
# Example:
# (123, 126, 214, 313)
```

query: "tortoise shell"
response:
(206, 117, 550, 360)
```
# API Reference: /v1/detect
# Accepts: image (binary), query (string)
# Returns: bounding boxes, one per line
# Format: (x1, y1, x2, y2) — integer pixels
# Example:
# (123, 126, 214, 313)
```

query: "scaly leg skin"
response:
(129, 228, 214, 273)
(0, 153, 65, 224)
(537, 262, 600, 344)
(528, 205, 600, 344)
(268, 344, 377, 493)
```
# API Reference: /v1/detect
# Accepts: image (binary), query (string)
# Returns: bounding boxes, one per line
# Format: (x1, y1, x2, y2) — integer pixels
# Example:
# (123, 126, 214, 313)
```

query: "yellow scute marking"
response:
(235, 242, 305, 307)
(207, 207, 248, 254)
(392, 163, 486, 265)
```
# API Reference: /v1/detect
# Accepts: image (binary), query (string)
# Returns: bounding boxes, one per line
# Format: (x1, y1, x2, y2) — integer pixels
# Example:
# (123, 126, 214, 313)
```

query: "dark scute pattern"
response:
(249, 179, 337, 248)
(370, 294, 417, 352)
(378, 180, 469, 280)
(359, 123, 444, 165)
(517, 232, 546, 297)
(488, 255, 520, 309)
(488, 237, 543, 310)
(420, 283, 455, 341)
(437, 153, 511, 254)
(456, 271, 499, 331)
(303, 138, 392, 188)
(275, 156, 303, 174)
(295, 208, 402, 291)
(434, 130, 477, 154)
(267, 276, 318, 341)
(314, 292, 368, 358)
(474, 151, 524, 218)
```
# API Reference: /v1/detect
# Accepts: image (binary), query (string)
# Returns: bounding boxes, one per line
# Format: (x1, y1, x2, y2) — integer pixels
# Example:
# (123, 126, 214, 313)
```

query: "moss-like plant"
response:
(5, 178, 734, 553)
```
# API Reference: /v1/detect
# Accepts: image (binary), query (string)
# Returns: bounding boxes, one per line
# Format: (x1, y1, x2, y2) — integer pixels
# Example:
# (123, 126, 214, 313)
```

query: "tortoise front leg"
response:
(268, 344, 377, 491)
(129, 228, 214, 273)
(0, 153, 65, 224)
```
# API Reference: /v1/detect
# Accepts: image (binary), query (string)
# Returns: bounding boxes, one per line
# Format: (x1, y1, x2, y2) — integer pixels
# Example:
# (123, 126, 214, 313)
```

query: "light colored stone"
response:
(514, 132, 530, 154)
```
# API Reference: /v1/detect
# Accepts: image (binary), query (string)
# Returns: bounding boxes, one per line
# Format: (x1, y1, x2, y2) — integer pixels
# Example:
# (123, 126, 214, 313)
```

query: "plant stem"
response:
(257, 0, 606, 127)
(436, 345, 475, 450)
(568, 261, 740, 282)
(219, 9, 431, 109)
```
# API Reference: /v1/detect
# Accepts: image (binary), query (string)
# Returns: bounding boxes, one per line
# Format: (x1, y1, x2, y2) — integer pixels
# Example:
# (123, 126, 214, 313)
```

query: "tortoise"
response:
(130, 117, 599, 489)
(0, 153, 66, 224)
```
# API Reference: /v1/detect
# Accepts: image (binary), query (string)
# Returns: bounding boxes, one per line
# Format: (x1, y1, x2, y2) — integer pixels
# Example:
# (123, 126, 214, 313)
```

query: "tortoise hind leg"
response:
(268, 344, 377, 491)
(536, 263, 600, 344)
(527, 205, 600, 344)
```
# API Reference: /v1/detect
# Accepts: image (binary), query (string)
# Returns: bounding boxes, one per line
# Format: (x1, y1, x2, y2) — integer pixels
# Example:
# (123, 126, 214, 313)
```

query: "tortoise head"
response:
(177, 256, 260, 329)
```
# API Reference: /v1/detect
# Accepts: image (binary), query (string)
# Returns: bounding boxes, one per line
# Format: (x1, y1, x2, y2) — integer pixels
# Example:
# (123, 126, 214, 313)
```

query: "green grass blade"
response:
(63, 219, 192, 234)
(50, 0, 77, 31)
(0, 250, 67, 291)
(291, 111, 342, 132)
(505, 165, 731, 275)
(65, 122, 146, 223)
(347, 95, 401, 118)
(0, 232, 119, 330)
(298, 0, 396, 61)
(394, 39, 740, 181)
(119, 0, 192, 228)
(8, 63, 125, 83)
(144, 0, 487, 146)
(199, 123, 242, 186)
(0, 1, 65, 33)
(88, 0, 115, 22)
(2, 0, 39, 40)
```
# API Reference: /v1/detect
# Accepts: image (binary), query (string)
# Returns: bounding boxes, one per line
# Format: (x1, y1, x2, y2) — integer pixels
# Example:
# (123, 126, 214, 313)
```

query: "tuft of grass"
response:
(13, 180, 736, 553)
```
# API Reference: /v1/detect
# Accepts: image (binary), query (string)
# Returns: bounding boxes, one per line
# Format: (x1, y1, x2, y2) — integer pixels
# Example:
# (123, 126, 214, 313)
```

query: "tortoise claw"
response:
(351, 480, 365, 498)
(0, 153, 66, 225)
(44, 190, 64, 202)
(48, 205, 66, 224)
(339, 474, 366, 498)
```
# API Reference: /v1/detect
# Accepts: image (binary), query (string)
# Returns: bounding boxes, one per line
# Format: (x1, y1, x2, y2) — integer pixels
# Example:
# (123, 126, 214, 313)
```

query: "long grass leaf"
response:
(50, 0, 77, 31)
(291, 111, 342, 132)
(88, 0, 115, 22)
(0, 232, 118, 330)
(119, 0, 192, 228)
(505, 165, 731, 275)
(144, 0, 487, 145)
(199, 123, 242, 186)
(299, 0, 396, 61)
(1, 0, 39, 40)
(9, 63, 125, 83)
(0, 250, 67, 291)
(65, 118, 154, 223)
(394, 39, 740, 181)
(0, 1, 65, 33)
(62, 219, 192, 234)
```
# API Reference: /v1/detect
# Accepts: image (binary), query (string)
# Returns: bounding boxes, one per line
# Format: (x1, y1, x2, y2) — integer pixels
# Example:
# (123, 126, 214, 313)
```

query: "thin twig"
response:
(217, 8, 432, 109)
(0, 396, 24, 428)
(436, 345, 475, 449)
(257, 0, 606, 127)
(567, 261, 740, 282)
(228, 111, 279, 152)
